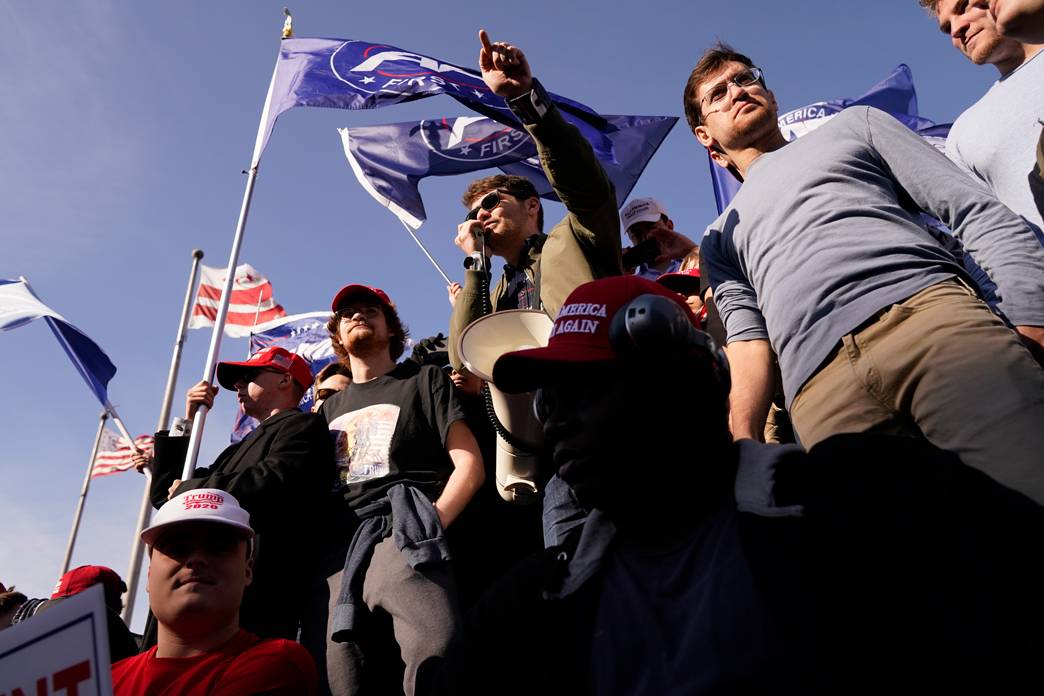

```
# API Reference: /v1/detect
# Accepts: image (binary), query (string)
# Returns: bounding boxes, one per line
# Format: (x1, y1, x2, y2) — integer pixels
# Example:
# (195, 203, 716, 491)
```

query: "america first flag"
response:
(188, 263, 287, 338)
(91, 431, 155, 478)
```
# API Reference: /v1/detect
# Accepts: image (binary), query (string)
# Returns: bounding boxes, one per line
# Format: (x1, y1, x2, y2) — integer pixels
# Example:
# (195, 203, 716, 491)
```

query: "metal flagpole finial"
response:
(282, 8, 293, 39)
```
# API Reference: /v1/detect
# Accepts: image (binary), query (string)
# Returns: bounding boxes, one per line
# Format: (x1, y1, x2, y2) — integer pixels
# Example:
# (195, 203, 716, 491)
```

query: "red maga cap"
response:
(216, 345, 313, 392)
(492, 275, 695, 393)
(52, 565, 126, 600)
(330, 284, 393, 313)
(656, 267, 701, 295)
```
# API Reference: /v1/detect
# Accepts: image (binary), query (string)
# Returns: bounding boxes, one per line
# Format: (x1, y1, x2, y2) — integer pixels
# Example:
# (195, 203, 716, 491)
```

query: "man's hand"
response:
(132, 450, 152, 474)
(478, 29, 532, 100)
(447, 282, 462, 308)
(649, 227, 697, 264)
(167, 479, 182, 500)
(185, 380, 219, 420)
(455, 220, 487, 256)
(1015, 325, 1044, 367)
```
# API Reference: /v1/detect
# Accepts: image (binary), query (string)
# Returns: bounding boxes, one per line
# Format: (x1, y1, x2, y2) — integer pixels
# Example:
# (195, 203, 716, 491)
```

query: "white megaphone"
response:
(458, 310, 553, 504)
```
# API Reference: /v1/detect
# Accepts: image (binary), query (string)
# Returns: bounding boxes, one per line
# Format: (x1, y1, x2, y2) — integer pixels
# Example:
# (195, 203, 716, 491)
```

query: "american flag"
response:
(188, 263, 287, 338)
(91, 431, 155, 479)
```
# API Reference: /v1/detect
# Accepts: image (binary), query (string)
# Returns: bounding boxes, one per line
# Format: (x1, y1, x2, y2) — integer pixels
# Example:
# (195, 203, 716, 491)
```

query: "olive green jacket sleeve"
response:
(448, 104, 624, 370)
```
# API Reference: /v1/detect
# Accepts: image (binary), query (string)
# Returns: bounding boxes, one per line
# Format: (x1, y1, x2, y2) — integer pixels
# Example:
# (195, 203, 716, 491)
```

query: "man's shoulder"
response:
(255, 408, 327, 436)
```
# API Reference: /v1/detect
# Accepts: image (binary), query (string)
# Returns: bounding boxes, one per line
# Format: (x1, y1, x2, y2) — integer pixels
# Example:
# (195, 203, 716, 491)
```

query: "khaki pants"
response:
(790, 280, 1044, 505)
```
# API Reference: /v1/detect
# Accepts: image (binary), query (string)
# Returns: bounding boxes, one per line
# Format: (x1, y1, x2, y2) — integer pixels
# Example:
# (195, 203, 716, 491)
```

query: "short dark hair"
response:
(0, 590, 27, 613)
(326, 304, 411, 363)
(683, 42, 760, 133)
(918, 0, 939, 13)
(462, 174, 543, 233)
(315, 361, 352, 386)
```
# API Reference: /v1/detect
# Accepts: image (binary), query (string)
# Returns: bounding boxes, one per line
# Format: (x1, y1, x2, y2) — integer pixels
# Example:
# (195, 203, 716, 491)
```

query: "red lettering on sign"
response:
(52, 660, 91, 696)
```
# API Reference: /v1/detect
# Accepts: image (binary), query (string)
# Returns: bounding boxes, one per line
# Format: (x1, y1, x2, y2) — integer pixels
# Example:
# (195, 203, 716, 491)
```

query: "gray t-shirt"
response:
(702, 106, 1044, 405)
(947, 49, 1044, 241)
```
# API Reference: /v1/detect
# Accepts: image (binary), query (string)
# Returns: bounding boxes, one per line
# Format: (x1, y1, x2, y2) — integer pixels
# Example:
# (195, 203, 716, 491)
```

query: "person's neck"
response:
(249, 405, 290, 422)
(156, 620, 240, 659)
(500, 231, 536, 267)
(994, 43, 1044, 77)
(348, 352, 396, 383)
(729, 128, 789, 179)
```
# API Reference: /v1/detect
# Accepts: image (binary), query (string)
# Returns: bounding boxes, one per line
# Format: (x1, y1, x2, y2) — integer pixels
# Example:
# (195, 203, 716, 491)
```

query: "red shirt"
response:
(111, 630, 317, 696)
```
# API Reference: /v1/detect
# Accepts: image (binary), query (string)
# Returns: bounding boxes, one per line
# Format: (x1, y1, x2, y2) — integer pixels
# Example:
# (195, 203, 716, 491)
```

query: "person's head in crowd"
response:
(657, 268, 705, 318)
(215, 346, 312, 421)
(326, 285, 410, 375)
(143, 489, 254, 653)
(52, 565, 127, 613)
(919, 0, 1031, 75)
(311, 362, 352, 413)
(621, 197, 673, 247)
(492, 276, 730, 529)
(460, 175, 543, 262)
(0, 588, 27, 629)
(683, 43, 787, 181)
(987, 0, 1044, 41)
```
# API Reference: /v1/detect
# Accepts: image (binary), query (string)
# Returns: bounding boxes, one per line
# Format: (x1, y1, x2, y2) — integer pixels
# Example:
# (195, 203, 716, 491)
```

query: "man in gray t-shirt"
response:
(682, 43, 1044, 504)
(919, 0, 1044, 241)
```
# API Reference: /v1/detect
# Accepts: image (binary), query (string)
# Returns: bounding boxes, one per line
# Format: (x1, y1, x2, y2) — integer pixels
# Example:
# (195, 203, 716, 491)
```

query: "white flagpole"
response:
(398, 219, 453, 285)
(60, 410, 109, 576)
(122, 249, 204, 625)
(181, 46, 283, 481)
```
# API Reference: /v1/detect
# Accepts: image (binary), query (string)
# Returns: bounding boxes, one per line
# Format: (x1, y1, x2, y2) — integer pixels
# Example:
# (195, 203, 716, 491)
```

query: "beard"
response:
(966, 28, 1008, 64)
(345, 324, 390, 358)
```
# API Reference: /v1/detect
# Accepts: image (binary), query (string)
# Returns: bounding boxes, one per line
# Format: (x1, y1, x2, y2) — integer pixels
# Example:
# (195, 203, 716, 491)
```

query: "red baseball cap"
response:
(52, 565, 126, 600)
(656, 267, 701, 295)
(492, 275, 696, 393)
(330, 284, 394, 313)
(216, 345, 313, 392)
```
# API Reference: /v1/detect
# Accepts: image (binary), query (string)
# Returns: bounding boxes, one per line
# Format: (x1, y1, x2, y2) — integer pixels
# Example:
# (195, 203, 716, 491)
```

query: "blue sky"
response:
(1, 1, 997, 629)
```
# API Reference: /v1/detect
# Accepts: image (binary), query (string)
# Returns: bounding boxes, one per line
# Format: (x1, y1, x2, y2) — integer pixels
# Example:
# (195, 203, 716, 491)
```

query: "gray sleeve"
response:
(865, 106, 1044, 326)
(701, 222, 769, 343)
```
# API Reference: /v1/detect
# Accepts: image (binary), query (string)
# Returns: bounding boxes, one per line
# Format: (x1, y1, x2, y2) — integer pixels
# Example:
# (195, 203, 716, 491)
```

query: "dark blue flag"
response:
(707, 64, 947, 213)
(254, 38, 615, 165)
(339, 114, 677, 229)
(230, 311, 336, 442)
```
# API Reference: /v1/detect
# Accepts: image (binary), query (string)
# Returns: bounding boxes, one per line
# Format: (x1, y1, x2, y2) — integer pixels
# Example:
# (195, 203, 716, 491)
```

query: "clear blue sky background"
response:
(1, 1, 997, 629)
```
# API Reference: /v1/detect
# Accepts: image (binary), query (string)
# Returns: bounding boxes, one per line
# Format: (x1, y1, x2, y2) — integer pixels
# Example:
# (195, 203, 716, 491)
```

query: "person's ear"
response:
(245, 555, 254, 587)
(526, 197, 540, 219)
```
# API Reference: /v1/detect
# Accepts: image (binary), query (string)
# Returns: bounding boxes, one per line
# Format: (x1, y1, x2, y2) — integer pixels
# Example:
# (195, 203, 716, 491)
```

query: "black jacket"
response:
(150, 408, 338, 639)
(433, 434, 1044, 695)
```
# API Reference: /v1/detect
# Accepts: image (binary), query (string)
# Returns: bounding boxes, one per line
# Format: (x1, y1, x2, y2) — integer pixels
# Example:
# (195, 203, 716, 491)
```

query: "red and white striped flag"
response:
(91, 431, 155, 479)
(188, 263, 287, 338)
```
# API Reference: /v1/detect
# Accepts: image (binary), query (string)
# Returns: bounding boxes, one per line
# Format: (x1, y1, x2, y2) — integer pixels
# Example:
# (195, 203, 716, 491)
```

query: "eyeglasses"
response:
(465, 189, 513, 222)
(336, 305, 381, 321)
(237, 367, 282, 384)
(699, 67, 764, 120)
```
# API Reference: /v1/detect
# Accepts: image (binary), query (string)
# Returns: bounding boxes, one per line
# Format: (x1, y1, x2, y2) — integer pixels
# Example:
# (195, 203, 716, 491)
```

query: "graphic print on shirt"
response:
(328, 403, 400, 485)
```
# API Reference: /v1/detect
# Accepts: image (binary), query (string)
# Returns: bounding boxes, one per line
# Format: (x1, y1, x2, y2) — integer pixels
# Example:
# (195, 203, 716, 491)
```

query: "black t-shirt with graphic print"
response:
(320, 361, 466, 511)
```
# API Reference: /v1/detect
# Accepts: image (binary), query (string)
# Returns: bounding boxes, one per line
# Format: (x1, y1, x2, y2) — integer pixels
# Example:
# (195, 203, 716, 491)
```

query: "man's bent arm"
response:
(449, 267, 493, 371)
(725, 339, 775, 442)
(434, 419, 485, 529)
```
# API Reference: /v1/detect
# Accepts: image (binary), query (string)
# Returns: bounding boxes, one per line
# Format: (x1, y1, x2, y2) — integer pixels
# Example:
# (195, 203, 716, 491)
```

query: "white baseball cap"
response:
(621, 197, 667, 230)
(142, 488, 254, 546)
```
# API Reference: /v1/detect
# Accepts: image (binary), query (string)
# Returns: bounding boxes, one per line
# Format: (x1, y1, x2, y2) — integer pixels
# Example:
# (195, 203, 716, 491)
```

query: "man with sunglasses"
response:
(683, 44, 1044, 504)
(144, 345, 337, 643)
(311, 362, 352, 413)
(447, 31, 623, 369)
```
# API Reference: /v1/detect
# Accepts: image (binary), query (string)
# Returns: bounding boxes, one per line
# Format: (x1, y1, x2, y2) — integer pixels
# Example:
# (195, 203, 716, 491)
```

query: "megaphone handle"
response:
(482, 383, 541, 454)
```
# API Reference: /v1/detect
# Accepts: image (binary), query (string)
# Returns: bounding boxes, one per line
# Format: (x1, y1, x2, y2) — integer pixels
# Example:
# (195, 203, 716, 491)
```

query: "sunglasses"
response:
(465, 189, 514, 222)
(315, 387, 341, 401)
(237, 367, 283, 384)
(336, 305, 381, 321)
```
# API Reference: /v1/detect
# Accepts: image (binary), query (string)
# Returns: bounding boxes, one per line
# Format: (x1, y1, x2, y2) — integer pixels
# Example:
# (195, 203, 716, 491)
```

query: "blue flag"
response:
(0, 278, 117, 408)
(254, 38, 615, 165)
(707, 64, 948, 213)
(230, 311, 336, 442)
(340, 114, 677, 229)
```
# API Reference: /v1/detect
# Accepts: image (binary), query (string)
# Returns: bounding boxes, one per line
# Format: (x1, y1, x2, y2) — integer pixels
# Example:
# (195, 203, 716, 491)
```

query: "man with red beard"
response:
(311, 284, 483, 696)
